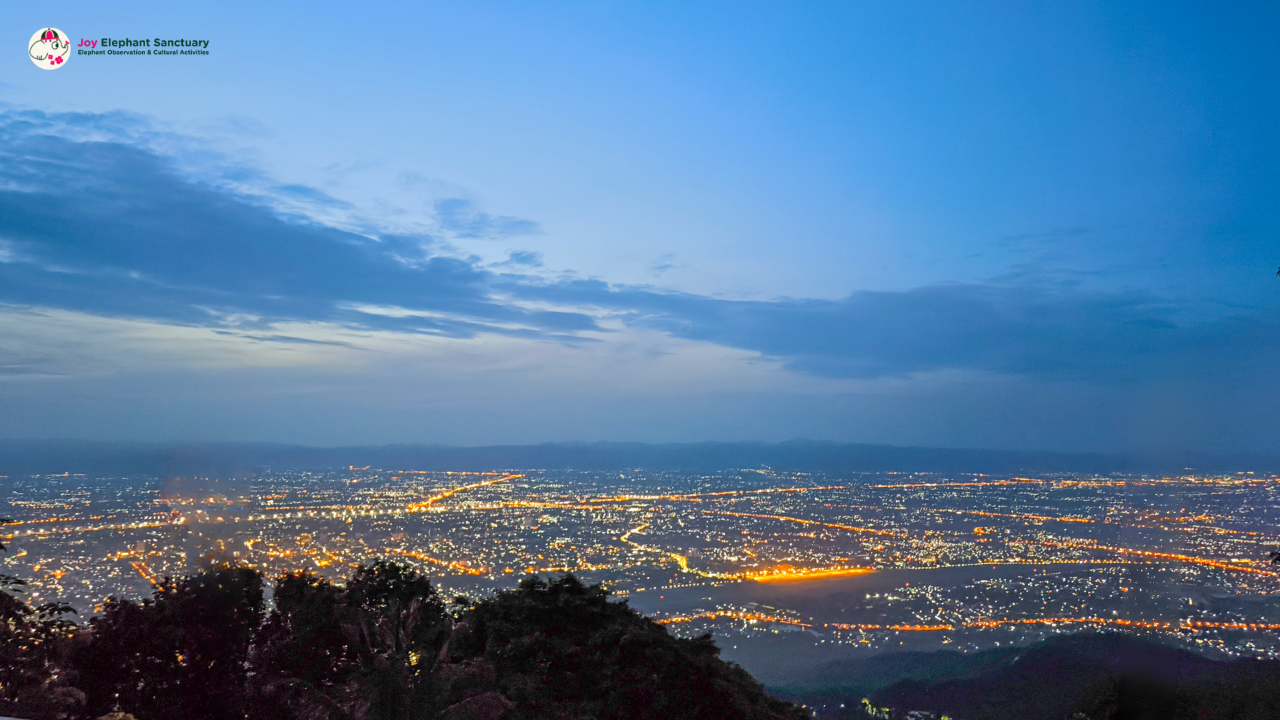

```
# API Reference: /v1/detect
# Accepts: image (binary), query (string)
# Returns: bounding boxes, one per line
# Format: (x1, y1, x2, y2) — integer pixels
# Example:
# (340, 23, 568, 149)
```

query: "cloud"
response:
(0, 119, 593, 343)
(433, 198, 542, 239)
(493, 250, 543, 268)
(514, 276, 1279, 383)
(649, 253, 682, 277)
(0, 106, 1275, 398)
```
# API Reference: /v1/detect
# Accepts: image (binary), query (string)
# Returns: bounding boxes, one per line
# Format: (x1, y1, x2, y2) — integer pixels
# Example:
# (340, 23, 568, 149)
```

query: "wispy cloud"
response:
(492, 250, 544, 268)
(433, 198, 541, 239)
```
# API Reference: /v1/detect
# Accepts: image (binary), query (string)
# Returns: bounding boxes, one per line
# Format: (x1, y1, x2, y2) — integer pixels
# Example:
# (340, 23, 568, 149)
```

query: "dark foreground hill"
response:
(0, 563, 806, 720)
(777, 632, 1280, 720)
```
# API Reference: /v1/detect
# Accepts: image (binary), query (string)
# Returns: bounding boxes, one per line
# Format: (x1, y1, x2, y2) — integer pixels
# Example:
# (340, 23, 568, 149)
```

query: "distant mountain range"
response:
(0, 439, 1276, 477)
(772, 632, 1280, 719)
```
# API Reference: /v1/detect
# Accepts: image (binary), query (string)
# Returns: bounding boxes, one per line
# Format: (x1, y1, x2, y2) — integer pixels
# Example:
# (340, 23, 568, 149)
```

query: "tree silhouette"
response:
(0, 518, 80, 719)
(248, 568, 805, 720)
(74, 564, 264, 720)
(247, 562, 451, 720)
(0, 556, 807, 720)
(443, 574, 806, 720)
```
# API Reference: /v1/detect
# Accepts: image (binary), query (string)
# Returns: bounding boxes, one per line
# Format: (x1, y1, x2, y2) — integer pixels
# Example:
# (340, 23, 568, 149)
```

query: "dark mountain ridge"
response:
(1, 439, 1273, 477)
(777, 632, 1280, 719)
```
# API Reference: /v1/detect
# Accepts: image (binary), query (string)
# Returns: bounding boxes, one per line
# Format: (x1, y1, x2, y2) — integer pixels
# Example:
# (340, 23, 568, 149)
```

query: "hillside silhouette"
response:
(769, 632, 1280, 719)
(0, 560, 807, 720)
(856, 633, 1280, 720)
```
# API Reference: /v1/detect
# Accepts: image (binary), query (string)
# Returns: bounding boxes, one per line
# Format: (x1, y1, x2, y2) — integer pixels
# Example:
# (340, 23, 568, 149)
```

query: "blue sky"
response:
(2, 1, 1278, 451)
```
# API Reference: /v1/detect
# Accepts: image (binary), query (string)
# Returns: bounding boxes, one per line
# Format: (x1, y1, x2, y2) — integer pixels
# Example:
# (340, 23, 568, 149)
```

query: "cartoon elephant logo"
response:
(29, 28, 70, 69)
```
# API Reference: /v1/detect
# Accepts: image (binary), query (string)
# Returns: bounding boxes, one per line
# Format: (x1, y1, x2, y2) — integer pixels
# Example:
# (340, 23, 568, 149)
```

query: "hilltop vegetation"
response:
(0, 560, 806, 720)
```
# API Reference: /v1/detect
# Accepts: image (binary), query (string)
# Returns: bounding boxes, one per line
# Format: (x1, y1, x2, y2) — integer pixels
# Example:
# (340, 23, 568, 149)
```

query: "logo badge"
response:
(29, 28, 70, 69)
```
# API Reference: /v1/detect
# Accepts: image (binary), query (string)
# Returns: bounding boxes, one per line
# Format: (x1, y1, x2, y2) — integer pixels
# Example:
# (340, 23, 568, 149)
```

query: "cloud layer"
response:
(2, 108, 1278, 450)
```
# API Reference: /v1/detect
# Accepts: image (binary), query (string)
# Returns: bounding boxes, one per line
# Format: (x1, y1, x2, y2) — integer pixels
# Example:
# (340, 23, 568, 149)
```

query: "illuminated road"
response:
(406, 474, 522, 512)
(658, 612, 1280, 636)
(703, 510, 903, 537)
(1039, 539, 1279, 576)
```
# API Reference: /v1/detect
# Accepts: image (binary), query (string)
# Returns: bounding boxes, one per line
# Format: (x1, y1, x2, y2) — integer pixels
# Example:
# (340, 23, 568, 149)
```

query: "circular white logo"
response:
(29, 28, 70, 69)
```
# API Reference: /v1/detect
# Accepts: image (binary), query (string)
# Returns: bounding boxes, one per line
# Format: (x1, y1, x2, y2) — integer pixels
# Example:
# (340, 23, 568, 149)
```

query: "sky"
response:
(1, 1, 1278, 452)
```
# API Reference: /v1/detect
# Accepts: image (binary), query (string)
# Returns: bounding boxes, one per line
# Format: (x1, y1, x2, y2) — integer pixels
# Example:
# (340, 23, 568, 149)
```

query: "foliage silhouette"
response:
(1073, 669, 1280, 720)
(441, 574, 806, 720)
(0, 560, 804, 720)
(73, 565, 264, 720)
(0, 519, 80, 718)
(247, 563, 451, 720)
(248, 569, 803, 720)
